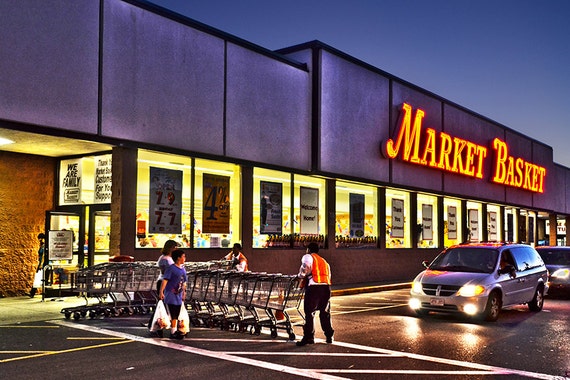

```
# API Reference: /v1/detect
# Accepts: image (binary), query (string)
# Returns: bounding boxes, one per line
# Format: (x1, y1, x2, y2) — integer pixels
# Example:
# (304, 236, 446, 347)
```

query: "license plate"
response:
(430, 298, 444, 306)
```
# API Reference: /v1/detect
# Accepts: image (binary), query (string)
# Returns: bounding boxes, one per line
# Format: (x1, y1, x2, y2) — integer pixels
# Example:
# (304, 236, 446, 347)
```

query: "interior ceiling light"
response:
(0, 137, 14, 146)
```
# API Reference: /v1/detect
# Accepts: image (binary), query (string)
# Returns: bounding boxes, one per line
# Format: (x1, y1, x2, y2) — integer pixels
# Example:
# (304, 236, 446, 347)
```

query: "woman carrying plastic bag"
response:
(158, 249, 188, 340)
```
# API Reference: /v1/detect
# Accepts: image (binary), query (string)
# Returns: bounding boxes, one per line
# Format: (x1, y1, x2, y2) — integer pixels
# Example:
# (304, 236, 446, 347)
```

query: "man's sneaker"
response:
(170, 331, 184, 340)
(296, 338, 315, 346)
(325, 335, 333, 344)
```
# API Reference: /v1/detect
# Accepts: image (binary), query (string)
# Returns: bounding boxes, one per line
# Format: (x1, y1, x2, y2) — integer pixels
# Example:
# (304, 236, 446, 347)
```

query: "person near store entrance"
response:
(159, 249, 188, 340)
(296, 242, 334, 346)
(223, 243, 249, 271)
(29, 233, 47, 298)
(147, 239, 178, 330)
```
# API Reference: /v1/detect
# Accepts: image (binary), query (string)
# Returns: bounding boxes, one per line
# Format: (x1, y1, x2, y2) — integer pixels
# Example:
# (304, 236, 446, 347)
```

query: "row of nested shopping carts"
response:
(60, 261, 306, 340)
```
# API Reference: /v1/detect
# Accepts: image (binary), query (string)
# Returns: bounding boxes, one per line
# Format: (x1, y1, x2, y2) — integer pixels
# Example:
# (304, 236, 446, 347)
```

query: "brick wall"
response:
(0, 151, 55, 297)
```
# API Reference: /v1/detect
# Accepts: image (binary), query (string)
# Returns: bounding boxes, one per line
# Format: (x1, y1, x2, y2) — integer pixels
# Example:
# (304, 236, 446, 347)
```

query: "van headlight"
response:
(457, 284, 485, 297)
(411, 281, 423, 294)
(551, 269, 569, 279)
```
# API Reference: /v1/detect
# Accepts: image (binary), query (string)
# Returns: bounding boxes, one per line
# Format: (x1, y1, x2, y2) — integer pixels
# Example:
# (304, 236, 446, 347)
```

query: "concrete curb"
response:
(331, 282, 411, 297)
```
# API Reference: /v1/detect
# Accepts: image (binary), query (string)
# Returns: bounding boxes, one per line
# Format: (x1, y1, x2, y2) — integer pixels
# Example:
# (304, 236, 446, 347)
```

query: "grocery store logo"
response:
(382, 103, 546, 193)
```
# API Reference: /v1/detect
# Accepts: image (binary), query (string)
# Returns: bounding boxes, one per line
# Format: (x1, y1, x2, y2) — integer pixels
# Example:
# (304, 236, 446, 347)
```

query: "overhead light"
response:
(0, 137, 14, 146)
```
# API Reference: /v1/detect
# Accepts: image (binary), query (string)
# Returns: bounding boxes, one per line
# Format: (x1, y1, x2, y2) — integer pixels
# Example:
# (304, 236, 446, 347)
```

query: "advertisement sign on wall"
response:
(488, 211, 497, 241)
(350, 193, 365, 238)
(260, 181, 282, 234)
(202, 174, 230, 234)
(391, 198, 405, 238)
(48, 230, 73, 260)
(447, 206, 457, 239)
(149, 167, 182, 234)
(300, 187, 319, 235)
(422, 204, 433, 240)
(94, 154, 112, 204)
(59, 158, 82, 205)
(468, 209, 479, 242)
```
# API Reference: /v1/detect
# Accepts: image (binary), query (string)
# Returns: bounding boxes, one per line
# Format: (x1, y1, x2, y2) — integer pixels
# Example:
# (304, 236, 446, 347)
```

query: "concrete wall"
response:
(0, 152, 56, 296)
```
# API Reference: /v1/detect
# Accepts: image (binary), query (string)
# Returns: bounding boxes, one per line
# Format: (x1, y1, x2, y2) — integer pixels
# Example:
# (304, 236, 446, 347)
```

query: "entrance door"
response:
(88, 207, 111, 266)
(45, 210, 84, 267)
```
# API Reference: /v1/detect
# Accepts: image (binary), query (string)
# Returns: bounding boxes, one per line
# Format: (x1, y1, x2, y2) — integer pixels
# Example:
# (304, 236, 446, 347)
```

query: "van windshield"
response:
(429, 248, 499, 273)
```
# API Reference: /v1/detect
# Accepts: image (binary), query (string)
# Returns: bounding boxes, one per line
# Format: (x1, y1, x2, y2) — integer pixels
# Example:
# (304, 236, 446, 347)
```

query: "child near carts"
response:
(159, 249, 188, 339)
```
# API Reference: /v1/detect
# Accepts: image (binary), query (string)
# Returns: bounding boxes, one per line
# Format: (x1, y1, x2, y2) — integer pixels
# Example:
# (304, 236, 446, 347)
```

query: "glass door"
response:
(90, 208, 111, 266)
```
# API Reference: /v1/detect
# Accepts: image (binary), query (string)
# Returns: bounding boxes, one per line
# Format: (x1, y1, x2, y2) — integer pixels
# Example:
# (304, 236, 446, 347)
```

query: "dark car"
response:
(409, 242, 549, 321)
(535, 246, 570, 296)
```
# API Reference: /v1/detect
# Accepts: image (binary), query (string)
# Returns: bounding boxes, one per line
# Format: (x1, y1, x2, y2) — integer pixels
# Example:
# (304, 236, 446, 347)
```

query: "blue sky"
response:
(149, 0, 570, 167)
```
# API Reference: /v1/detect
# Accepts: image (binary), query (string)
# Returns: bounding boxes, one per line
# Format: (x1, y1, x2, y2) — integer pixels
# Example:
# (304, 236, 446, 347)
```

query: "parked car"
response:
(409, 242, 548, 321)
(535, 246, 570, 296)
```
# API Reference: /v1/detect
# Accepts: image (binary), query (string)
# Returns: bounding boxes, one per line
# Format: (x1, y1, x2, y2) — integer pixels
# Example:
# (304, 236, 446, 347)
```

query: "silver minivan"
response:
(409, 243, 549, 321)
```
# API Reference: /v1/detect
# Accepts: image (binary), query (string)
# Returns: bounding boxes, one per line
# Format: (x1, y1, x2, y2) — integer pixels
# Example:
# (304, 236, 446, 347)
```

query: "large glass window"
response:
(335, 181, 377, 248)
(487, 204, 501, 242)
(386, 189, 411, 248)
(293, 174, 326, 247)
(193, 158, 241, 248)
(467, 201, 483, 242)
(504, 207, 518, 242)
(417, 193, 438, 248)
(136, 150, 240, 249)
(443, 198, 462, 247)
(253, 168, 291, 248)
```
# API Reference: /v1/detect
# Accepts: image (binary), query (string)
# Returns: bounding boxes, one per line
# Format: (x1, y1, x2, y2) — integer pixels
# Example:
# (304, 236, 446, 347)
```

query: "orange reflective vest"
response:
(310, 254, 331, 285)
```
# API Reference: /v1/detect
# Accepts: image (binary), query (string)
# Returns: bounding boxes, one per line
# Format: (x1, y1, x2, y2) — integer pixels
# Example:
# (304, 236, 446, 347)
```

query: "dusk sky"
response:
(150, 0, 570, 167)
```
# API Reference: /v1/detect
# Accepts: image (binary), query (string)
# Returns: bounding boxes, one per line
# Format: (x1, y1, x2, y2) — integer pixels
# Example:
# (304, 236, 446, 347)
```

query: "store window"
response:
(487, 204, 501, 242)
(335, 181, 377, 248)
(504, 207, 518, 242)
(193, 158, 241, 248)
(253, 168, 291, 248)
(443, 198, 462, 247)
(467, 201, 483, 242)
(293, 174, 326, 247)
(386, 189, 411, 248)
(135, 150, 240, 249)
(417, 193, 438, 248)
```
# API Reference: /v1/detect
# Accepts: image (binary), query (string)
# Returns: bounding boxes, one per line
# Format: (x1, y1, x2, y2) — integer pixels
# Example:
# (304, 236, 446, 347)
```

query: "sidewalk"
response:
(0, 281, 411, 325)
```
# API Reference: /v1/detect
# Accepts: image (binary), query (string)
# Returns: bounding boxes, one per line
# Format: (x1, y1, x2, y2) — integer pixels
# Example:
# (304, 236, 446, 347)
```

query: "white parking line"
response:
(50, 320, 563, 380)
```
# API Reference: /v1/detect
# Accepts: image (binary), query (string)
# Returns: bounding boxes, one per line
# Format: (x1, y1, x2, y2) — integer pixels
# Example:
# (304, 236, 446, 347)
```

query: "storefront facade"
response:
(1, 0, 570, 296)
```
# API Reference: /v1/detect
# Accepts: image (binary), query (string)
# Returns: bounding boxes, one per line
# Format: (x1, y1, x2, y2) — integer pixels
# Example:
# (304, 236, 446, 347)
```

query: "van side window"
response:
(511, 247, 543, 271)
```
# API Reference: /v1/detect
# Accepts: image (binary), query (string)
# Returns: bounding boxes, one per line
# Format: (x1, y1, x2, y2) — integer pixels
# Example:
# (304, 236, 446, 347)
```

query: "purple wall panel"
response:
(225, 43, 311, 170)
(320, 51, 390, 182)
(101, 0, 225, 154)
(390, 83, 443, 192)
(0, 0, 99, 133)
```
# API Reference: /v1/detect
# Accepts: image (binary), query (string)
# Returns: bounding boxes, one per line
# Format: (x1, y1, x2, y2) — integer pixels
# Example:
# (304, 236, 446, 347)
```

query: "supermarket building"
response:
(1, 0, 569, 296)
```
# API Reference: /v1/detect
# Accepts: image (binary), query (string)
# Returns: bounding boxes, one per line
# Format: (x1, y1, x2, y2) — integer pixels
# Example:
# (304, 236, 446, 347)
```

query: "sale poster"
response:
(391, 198, 405, 238)
(447, 206, 457, 239)
(202, 174, 230, 233)
(149, 167, 182, 234)
(260, 181, 282, 234)
(422, 204, 433, 240)
(349, 193, 365, 237)
(300, 187, 319, 235)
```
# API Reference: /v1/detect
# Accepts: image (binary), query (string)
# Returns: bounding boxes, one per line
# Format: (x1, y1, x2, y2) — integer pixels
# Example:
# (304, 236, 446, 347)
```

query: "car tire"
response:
(415, 308, 428, 317)
(528, 285, 544, 312)
(482, 291, 501, 322)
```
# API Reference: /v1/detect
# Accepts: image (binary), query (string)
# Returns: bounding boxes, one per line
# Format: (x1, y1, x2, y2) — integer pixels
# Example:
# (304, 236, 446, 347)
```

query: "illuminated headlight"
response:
(551, 269, 570, 279)
(463, 303, 478, 315)
(457, 284, 485, 297)
(409, 298, 422, 309)
(411, 281, 423, 294)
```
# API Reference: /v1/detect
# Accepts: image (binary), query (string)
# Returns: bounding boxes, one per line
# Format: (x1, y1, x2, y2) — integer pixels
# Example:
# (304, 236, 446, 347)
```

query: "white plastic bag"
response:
(178, 304, 190, 335)
(150, 300, 171, 332)
(33, 270, 43, 288)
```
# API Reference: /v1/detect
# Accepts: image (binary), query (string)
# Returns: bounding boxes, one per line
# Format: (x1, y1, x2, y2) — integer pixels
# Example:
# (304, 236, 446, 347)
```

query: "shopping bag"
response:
(150, 300, 171, 332)
(177, 304, 190, 335)
(33, 270, 44, 288)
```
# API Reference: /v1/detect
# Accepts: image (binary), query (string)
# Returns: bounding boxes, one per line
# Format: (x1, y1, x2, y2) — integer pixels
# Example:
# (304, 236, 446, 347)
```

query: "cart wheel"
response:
(73, 312, 81, 321)
(113, 308, 122, 317)
(125, 307, 134, 316)
(104, 309, 111, 318)
(89, 310, 97, 319)
(64, 312, 71, 320)
(270, 329, 277, 339)
(80, 311, 87, 318)
(254, 326, 261, 336)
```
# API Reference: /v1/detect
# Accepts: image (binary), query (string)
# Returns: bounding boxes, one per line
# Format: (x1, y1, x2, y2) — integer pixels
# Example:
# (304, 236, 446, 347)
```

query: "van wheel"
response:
(482, 291, 501, 322)
(528, 285, 544, 312)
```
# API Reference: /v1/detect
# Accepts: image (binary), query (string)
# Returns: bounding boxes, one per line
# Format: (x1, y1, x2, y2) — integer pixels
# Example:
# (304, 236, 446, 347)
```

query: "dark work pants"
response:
(302, 284, 334, 339)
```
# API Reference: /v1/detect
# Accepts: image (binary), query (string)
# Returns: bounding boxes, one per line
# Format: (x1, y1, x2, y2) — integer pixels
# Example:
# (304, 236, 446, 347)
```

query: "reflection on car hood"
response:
(418, 269, 491, 286)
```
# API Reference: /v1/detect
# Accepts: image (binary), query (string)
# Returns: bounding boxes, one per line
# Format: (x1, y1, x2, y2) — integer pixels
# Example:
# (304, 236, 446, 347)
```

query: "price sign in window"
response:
(149, 167, 182, 234)
(202, 174, 230, 233)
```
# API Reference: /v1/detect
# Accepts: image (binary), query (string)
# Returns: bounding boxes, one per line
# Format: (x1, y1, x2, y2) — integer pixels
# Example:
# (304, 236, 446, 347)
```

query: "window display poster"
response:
(202, 173, 230, 233)
(149, 167, 182, 234)
(48, 230, 73, 260)
(260, 181, 282, 234)
(59, 158, 82, 205)
(447, 206, 457, 239)
(349, 193, 365, 237)
(422, 204, 433, 240)
(94, 154, 112, 204)
(488, 211, 497, 241)
(300, 187, 319, 235)
(391, 198, 405, 238)
(468, 209, 479, 242)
